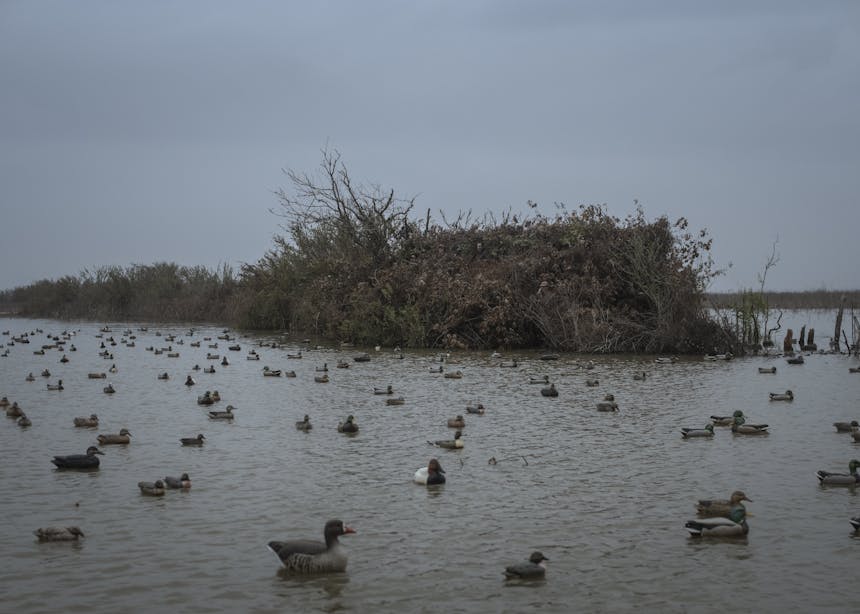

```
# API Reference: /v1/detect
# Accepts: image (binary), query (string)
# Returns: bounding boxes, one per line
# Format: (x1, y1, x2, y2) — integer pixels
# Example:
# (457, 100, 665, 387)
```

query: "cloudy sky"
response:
(1, 1, 857, 292)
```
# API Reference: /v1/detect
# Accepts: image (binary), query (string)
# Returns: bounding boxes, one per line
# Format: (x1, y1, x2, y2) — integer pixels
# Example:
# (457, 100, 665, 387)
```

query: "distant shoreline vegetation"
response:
(8, 150, 843, 354)
(708, 291, 860, 310)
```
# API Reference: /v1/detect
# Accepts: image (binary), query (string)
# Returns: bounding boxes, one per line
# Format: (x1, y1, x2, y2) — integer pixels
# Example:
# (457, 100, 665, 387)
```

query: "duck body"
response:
(208, 406, 235, 420)
(529, 376, 549, 385)
(834, 421, 859, 432)
(296, 416, 312, 431)
(817, 460, 860, 486)
(758, 366, 777, 374)
(52, 446, 103, 469)
(769, 390, 794, 401)
(681, 424, 714, 438)
(433, 431, 464, 449)
(447, 415, 465, 428)
(47, 380, 64, 391)
(596, 395, 618, 411)
(540, 384, 558, 397)
(6, 402, 24, 418)
(386, 397, 405, 405)
(710, 411, 744, 427)
(685, 516, 749, 538)
(103, 384, 115, 394)
(373, 385, 393, 395)
(414, 459, 446, 485)
(262, 367, 281, 377)
(138, 480, 166, 496)
(181, 434, 206, 445)
(164, 473, 191, 489)
(268, 519, 355, 573)
(504, 552, 548, 579)
(73, 414, 99, 427)
(314, 374, 329, 383)
(34, 526, 85, 542)
(338, 416, 358, 433)
(465, 404, 485, 415)
(98, 429, 131, 445)
(732, 416, 768, 435)
(696, 491, 752, 518)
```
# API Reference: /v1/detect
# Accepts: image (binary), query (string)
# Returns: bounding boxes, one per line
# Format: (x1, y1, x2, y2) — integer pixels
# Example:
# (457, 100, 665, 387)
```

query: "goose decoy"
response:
(296, 415, 312, 431)
(46, 380, 64, 391)
(164, 473, 191, 489)
(138, 480, 166, 496)
(710, 410, 744, 427)
(34, 526, 85, 542)
(732, 415, 768, 435)
(414, 458, 446, 485)
(373, 385, 393, 395)
(73, 414, 99, 427)
(529, 376, 549, 385)
(758, 366, 777, 374)
(432, 430, 463, 449)
(180, 434, 205, 446)
(834, 421, 860, 433)
(208, 406, 235, 420)
(685, 506, 749, 538)
(816, 460, 860, 486)
(98, 428, 131, 445)
(769, 390, 794, 401)
(504, 551, 548, 579)
(596, 394, 618, 412)
(52, 446, 104, 469)
(681, 424, 714, 438)
(103, 383, 115, 394)
(465, 403, 485, 415)
(540, 384, 558, 397)
(268, 519, 355, 573)
(338, 415, 358, 433)
(18, 414, 32, 427)
(695, 491, 752, 518)
(447, 415, 465, 428)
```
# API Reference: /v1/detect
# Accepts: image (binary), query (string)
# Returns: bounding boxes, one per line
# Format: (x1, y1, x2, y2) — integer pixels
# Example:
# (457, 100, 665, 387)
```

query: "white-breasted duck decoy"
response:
(373, 385, 393, 395)
(529, 375, 549, 385)
(34, 526, 85, 542)
(681, 424, 714, 438)
(414, 458, 446, 485)
(695, 491, 752, 518)
(540, 384, 558, 397)
(98, 428, 131, 445)
(432, 430, 463, 449)
(710, 410, 744, 427)
(685, 505, 749, 538)
(504, 551, 548, 579)
(197, 392, 215, 405)
(338, 415, 358, 434)
(52, 446, 104, 469)
(138, 480, 166, 496)
(268, 519, 356, 573)
(296, 415, 312, 431)
(465, 403, 485, 415)
(164, 473, 191, 489)
(208, 405, 235, 420)
(47, 380, 64, 391)
(73, 414, 99, 427)
(732, 415, 768, 435)
(103, 383, 115, 394)
(769, 390, 793, 401)
(758, 366, 777, 374)
(181, 434, 206, 445)
(262, 366, 282, 377)
(447, 415, 465, 428)
(816, 460, 860, 486)
(18, 414, 32, 427)
(596, 394, 618, 412)
(834, 421, 859, 433)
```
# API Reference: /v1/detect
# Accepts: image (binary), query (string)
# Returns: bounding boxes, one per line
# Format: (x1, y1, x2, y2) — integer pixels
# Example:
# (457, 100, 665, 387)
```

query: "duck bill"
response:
(343, 525, 357, 534)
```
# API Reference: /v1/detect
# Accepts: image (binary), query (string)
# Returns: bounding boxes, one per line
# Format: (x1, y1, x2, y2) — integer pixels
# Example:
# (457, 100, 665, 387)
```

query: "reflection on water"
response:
(1, 316, 859, 613)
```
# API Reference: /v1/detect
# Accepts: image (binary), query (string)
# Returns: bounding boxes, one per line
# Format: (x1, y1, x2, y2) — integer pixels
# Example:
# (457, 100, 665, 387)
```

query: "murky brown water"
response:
(1, 315, 859, 613)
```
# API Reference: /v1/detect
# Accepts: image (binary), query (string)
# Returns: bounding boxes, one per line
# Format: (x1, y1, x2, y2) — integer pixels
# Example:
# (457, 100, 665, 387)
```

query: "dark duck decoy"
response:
(850, 517, 860, 532)
(34, 526, 85, 542)
(465, 403, 485, 415)
(268, 519, 356, 573)
(185, 375, 196, 386)
(74, 414, 99, 427)
(6, 401, 24, 418)
(296, 415, 312, 431)
(338, 415, 358, 434)
(373, 385, 393, 395)
(103, 383, 116, 394)
(834, 421, 859, 433)
(540, 383, 558, 397)
(52, 446, 104, 469)
(596, 394, 618, 412)
(181, 434, 205, 446)
(504, 551, 548, 579)
(138, 480, 166, 496)
(47, 379, 64, 391)
(98, 428, 131, 445)
(414, 458, 446, 485)
(164, 473, 191, 489)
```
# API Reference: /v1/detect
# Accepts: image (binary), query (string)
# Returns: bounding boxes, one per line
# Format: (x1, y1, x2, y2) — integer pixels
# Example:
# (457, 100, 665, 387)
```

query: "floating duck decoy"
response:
(540, 383, 558, 397)
(336, 360, 350, 369)
(18, 414, 32, 427)
(732, 415, 768, 435)
(41, 369, 51, 377)
(504, 551, 548, 579)
(852, 430, 860, 443)
(185, 375, 196, 386)
(73, 414, 99, 427)
(88, 372, 107, 379)
(353, 353, 370, 362)
(681, 424, 714, 438)
(314, 374, 329, 383)
(386, 397, 405, 406)
(287, 351, 303, 359)
(850, 367, 860, 374)
(108, 364, 117, 373)
(203, 366, 216, 374)
(164, 473, 191, 489)
(428, 365, 443, 373)
(220, 357, 229, 366)
(192, 364, 201, 371)
(103, 383, 115, 394)
(414, 458, 446, 485)
(315, 363, 328, 372)
(46, 380, 64, 391)
(98, 428, 131, 445)
(585, 379, 599, 387)
(373, 385, 393, 395)
(758, 366, 777, 374)
(25, 373, 35, 382)
(786, 355, 804, 365)
(834, 421, 860, 433)
(597, 394, 618, 412)
(52, 446, 104, 469)
(816, 460, 860, 486)
(180, 434, 205, 446)
(296, 415, 312, 431)
(529, 376, 549, 385)
(157, 372, 169, 380)
(34, 527, 85, 542)
(338, 415, 358, 433)
(262, 366, 282, 377)
(695, 491, 752, 518)
(432, 430, 464, 449)
(0, 396, 9, 407)
(685, 505, 749, 538)
(59, 354, 69, 363)
(211, 391, 221, 402)
(138, 480, 166, 496)
(284, 370, 297, 377)
(710, 410, 744, 426)
(499, 360, 518, 368)
(850, 517, 860, 531)
(655, 357, 676, 364)
(444, 370, 463, 379)
(6, 402, 23, 418)
(208, 406, 235, 420)
(268, 519, 356, 573)
(633, 371, 647, 381)
(197, 392, 214, 405)
(447, 415, 465, 428)
(769, 390, 794, 401)
(465, 403, 485, 415)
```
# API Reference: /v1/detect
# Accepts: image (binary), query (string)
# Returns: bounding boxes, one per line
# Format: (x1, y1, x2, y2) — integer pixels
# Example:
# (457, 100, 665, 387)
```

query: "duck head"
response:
(529, 551, 549, 564)
(428, 458, 445, 474)
(323, 519, 356, 545)
(732, 410, 744, 418)
(119, 428, 131, 437)
(303, 415, 310, 422)
(154, 480, 165, 489)
(704, 424, 714, 433)
(67, 527, 85, 538)
(454, 430, 463, 439)
(86, 446, 105, 456)
(850, 459, 860, 474)
(730, 491, 752, 504)
(180, 473, 190, 481)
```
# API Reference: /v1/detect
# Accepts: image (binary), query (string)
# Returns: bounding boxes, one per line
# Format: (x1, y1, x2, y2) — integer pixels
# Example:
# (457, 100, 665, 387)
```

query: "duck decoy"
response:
(25, 372, 35, 381)
(710, 410, 744, 427)
(633, 371, 647, 381)
(447, 415, 465, 428)
(585, 379, 599, 387)
(816, 460, 860, 486)
(73, 414, 99, 427)
(164, 473, 191, 489)
(695, 491, 752, 518)
(41, 369, 51, 377)
(157, 372, 169, 380)
(596, 394, 618, 411)
(850, 517, 860, 531)
(850, 367, 860, 374)
(444, 370, 463, 379)
(138, 480, 166, 496)
(211, 391, 221, 402)
(208, 406, 235, 420)
(197, 392, 215, 405)
(852, 430, 860, 443)
(336, 360, 350, 369)
(220, 357, 229, 366)
(732, 415, 768, 435)
(268, 519, 356, 573)
(47, 380, 64, 391)
(185, 375, 196, 386)
(103, 383, 115, 394)
(192, 364, 201, 371)
(685, 507, 749, 538)
(34, 526, 85, 542)
(504, 551, 548, 579)
(6, 401, 24, 418)
(262, 366, 282, 377)
(203, 366, 216, 374)
(314, 374, 329, 383)
(59, 354, 69, 363)
(386, 397, 405, 405)
(98, 428, 131, 445)
(52, 446, 104, 469)
(758, 366, 777, 374)
(108, 364, 117, 373)
(428, 365, 443, 373)
(414, 458, 446, 485)
(529, 375, 549, 385)
(373, 385, 393, 395)
(338, 415, 359, 433)
(18, 414, 32, 427)
(786, 355, 804, 365)
(681, 424, 714, 438)
(432, 430, 464, 449)
(499, 360, 518, 368)
(540, 384, 558, 397)
(353, 353, 370, 362)
(296, 415, 312, 431)
(834, 421, 860, 433)
(465, 403, 485, 415)
(315, 363, 328, 372)
(287, 351, 303, 359)
(769, 390, 794, 401)
(180, 434, 205, 446)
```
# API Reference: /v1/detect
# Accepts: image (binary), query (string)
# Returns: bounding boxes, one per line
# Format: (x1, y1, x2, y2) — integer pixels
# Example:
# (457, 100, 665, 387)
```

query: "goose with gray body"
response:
(268, 519, 355, 573)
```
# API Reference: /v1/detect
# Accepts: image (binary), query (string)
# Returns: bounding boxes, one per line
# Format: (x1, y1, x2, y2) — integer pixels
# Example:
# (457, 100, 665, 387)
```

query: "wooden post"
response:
(799, 325, 806, 348)
(833, 295, 845, 352)
(783, 328, 794, 354)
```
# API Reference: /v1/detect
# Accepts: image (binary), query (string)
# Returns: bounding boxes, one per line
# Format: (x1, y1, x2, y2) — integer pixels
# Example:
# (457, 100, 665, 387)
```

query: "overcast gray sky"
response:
(1, 0, 858, 293)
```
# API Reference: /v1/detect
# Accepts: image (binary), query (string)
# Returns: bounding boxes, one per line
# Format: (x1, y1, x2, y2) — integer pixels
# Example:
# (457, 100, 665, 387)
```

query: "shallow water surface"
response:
(1, 317, 859, 613)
